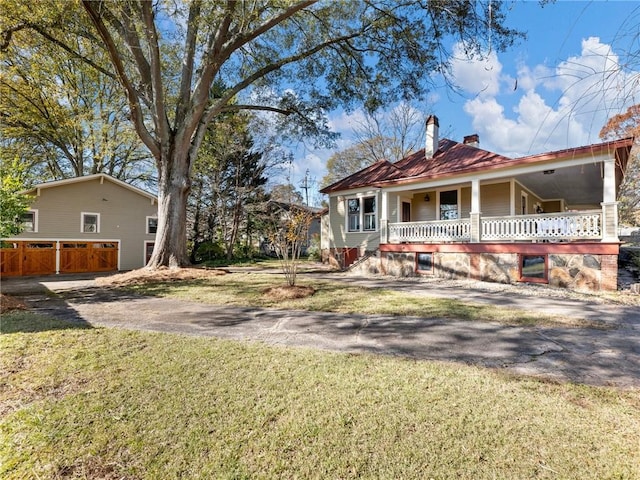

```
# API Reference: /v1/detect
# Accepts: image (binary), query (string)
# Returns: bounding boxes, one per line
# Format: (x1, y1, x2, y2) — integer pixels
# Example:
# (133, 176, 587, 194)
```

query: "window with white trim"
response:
(147, 216, 158, 234)
(347, 199, 360, 232)
(20, 210, 37, 232)
(363, 197, 376, 231)
(81, 212, 100, 233)
(347, 196, 377, 232)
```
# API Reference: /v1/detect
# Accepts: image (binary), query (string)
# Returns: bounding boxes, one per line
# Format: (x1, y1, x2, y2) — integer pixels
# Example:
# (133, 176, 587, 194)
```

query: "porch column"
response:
(601, 158, 618, 242)
(380, 190, 388, 244)
(470, 179, 481, 242)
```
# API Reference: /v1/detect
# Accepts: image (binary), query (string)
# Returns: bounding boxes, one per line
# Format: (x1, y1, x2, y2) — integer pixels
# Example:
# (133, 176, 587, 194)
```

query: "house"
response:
(260, 201, 324, 257)
(1, 173, 158, 276)
(320, 115, 635, 292)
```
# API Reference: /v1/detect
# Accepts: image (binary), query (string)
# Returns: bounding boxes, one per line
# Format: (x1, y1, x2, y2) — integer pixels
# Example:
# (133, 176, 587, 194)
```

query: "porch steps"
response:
(345, 250, 378, 272)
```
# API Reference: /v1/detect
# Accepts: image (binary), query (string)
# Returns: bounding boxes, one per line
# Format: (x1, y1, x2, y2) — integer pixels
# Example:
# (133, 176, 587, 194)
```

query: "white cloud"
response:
(450, 44, 504, 97)
(454, 37, 639, 156)
(327, 108, 368, 133)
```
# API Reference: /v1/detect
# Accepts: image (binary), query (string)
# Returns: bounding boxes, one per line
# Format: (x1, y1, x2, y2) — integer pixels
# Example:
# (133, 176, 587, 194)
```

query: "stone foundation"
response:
(345, 249, 619, 292)
(325, 244, 620, 292)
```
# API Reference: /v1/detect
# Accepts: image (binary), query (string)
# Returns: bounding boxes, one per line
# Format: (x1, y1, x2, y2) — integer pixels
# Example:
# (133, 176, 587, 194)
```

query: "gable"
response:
(12, 174, 158, 241)
(23, 173, 157, 204)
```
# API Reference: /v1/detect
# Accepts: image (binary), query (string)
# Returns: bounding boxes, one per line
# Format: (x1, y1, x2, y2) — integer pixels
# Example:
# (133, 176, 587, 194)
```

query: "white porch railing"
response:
(387, 211, 602, 243)
(481, 211, 602, 241)
(388, 219, 471, 243)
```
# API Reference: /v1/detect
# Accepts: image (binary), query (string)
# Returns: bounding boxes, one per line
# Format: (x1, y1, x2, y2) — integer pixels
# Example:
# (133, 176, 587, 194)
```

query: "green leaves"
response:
(0, 158, 32, 237)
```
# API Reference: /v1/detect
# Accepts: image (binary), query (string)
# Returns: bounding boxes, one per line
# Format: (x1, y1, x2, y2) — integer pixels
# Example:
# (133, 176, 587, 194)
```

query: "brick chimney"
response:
(463, 134, 479, 148)
(425, 115, 439, 158)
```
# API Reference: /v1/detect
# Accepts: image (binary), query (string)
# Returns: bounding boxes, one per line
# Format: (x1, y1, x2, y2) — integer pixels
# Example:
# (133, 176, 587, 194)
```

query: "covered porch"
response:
(380, 152, 621, 245)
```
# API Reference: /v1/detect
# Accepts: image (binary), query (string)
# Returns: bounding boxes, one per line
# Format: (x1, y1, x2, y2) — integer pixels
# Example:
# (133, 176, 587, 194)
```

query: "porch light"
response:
(424, 193, 430, 202)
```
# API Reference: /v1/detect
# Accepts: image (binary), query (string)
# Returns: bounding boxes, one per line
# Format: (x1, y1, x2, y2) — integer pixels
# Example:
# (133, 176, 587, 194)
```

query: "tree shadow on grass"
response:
(1, 278, 98, 334)
(1, 310, 93, 334)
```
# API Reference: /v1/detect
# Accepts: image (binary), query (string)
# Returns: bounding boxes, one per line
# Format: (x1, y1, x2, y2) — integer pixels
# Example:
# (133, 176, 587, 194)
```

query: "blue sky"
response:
(289, 1, 640, 204)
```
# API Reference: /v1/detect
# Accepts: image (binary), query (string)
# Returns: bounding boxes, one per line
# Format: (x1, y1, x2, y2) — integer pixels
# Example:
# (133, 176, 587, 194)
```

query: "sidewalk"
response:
(3, 272, 640, 388)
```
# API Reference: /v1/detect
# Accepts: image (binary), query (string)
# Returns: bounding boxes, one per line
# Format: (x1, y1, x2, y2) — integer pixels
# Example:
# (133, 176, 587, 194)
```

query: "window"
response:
(346, 196, 377, 233)
(520, 254, 547, 283)
(416, 252, 434, 273)
(81, 212, 100, 233)
(147, 216, 158, 234)
(363, 197, 376, 231)
(348, 199, 360, 232)
(20, 210, 37, 232)
(440, 190, 458, 220)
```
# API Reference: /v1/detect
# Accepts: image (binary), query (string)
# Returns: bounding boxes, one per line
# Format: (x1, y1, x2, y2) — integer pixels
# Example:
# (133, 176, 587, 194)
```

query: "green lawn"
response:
(2, 312, 639, 479)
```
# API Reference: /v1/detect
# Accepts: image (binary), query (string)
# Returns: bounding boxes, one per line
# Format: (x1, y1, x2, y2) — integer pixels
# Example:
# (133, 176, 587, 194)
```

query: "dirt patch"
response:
(96, 267, 228, 287)
(263, 285, 316, 300)
(0, 294, 28, 314)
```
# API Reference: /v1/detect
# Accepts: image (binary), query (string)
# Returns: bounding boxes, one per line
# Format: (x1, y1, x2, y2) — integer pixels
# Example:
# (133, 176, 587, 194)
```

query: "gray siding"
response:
(13, 177, 157, 270)
(327, 193, 381, 250)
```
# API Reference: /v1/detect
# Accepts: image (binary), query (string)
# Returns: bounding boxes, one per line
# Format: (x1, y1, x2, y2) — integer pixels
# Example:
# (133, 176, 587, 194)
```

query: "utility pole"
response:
(300, 168, 310, 205)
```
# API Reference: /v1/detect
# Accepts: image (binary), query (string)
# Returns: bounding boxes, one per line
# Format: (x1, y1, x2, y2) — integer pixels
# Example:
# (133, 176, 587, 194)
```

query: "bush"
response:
(307, 234, 321, 261)
(194, 241, 226, 263)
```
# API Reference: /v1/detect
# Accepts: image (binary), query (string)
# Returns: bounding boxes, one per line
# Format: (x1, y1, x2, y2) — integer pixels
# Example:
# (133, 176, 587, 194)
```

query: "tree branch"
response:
(220, 104, 293, 115)
(2, 22, 118, 79)
(141, 1, 171, 143)
(175, 0, 202, 126)
(82, 0, 160, 160)
(103, 3, 153, 104)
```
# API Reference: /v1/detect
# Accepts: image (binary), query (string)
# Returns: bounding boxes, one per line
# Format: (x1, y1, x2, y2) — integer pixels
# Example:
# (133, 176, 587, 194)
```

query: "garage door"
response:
(89, 243, 118, 272)
(1, 241, 118, 276)
(60, 242, 118, 274)
(0, 241, 56, 276)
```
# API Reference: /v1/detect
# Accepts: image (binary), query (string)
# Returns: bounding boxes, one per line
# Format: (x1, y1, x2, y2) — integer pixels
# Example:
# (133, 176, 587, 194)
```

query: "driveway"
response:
(2, 272, 639, 388)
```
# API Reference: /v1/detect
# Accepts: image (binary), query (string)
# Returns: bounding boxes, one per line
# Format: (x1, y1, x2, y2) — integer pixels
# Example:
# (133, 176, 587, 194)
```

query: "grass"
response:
(1, 312, 639, 479)
(119, 272, 606, 329)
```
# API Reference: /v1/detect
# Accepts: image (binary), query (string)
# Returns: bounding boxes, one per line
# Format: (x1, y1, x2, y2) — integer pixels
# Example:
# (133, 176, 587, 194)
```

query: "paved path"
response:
(3, 273, 639, 388)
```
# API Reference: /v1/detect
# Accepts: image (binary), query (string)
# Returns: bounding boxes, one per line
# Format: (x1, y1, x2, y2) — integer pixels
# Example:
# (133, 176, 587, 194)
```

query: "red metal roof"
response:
(320, 136, 634, 194)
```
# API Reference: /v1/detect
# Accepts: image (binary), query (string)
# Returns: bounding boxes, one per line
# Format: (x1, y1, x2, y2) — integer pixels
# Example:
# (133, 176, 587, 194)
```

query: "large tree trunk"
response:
(147, 148, 192, 269)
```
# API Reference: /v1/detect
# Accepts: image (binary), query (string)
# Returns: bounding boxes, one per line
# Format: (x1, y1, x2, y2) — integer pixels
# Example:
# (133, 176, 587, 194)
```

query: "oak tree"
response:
(2, 0, 522, 268)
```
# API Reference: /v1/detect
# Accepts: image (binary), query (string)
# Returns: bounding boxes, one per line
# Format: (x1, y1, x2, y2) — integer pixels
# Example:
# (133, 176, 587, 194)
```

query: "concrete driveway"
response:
(2, 272, 639, 388)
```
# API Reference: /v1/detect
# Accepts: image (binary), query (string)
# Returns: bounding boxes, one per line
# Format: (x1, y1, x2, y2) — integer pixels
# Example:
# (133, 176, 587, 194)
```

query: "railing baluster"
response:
(388, 211, 602, 243)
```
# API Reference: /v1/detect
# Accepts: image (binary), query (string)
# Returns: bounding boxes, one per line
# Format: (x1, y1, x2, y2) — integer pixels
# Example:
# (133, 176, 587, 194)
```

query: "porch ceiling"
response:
(515, 163, 603, 206)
